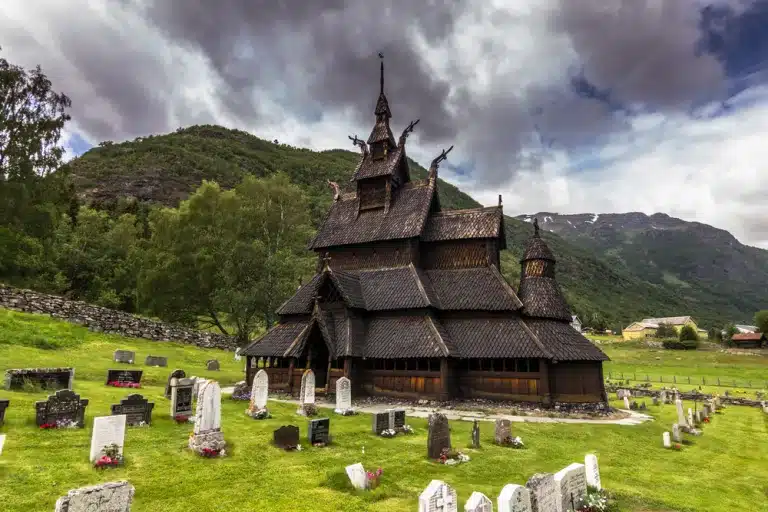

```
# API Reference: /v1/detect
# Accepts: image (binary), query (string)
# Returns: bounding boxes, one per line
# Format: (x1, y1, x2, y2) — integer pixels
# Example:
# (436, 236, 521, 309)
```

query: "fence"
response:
(605, 371, 768, 390)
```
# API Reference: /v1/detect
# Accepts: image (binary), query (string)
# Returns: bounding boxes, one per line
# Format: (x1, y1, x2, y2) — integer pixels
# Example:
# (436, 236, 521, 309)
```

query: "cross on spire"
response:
(379, 52, 384, 94)
(533, 217, 540, 237)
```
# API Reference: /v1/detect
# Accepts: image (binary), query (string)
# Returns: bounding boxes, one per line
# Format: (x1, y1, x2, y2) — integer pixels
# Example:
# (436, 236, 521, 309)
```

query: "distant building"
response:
(622, 316, 698, 341)
(735, 324, 758, 334)
(571, 315, 582, 332)
(731, 332, 765, 349)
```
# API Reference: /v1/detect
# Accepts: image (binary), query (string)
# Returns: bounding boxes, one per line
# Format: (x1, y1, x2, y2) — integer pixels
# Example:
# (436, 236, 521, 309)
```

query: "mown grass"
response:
(0, 310, 767, 511)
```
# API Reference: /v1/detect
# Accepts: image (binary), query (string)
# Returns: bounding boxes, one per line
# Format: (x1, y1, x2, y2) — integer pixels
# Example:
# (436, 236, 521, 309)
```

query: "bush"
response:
(662, 338, 699, 350)
(679, 325, 699, 342)
(655, 323, 677, 338)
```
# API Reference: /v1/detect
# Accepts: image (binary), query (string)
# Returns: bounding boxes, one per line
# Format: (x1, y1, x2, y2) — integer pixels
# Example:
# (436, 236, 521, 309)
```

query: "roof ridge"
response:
(425, 314, 451, 357)
(282, 322, 312, 357)
(488, 264, 524, 310)
(430, 205, 501, 217)
(408, 263, 432, 307)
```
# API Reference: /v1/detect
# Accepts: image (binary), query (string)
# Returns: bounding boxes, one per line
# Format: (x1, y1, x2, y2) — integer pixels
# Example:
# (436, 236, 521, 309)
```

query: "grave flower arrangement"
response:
(337, 408, 357, 416)
(672, 443, 682, 451)
(299, 403, 318, 417)
(401, 424, 414, 434)
(703, 416, 710, 424)
(108, 381, 141, 389)
(94, 444, 123, 469)
(498, 435, 525, 449)
(438, 448, 470, 466)
(173, 414, 190, 424)
(247, 405, 271, 420)
(366, 468, 383, 490)
(379, 429, 397, 438)
(575, 487, 614, 512)
(200, 447, 224, 458)
(39, 419, 79, 429)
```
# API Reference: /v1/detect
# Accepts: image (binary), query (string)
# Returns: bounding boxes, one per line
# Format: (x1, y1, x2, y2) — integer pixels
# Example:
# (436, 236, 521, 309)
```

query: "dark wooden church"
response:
(242, 58, 608, 404)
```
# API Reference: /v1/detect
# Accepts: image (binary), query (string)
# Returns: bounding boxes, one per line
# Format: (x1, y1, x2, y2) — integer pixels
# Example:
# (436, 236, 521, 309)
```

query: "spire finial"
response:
(533, 217, 540, 237)
(378, 52, 384, 94)
(498, 194, 502, 207)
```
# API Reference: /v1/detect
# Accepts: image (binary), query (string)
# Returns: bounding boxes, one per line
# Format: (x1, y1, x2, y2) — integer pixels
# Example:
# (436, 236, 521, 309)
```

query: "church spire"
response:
(368, 52, 396, 155)
(380, 52, 384, 95)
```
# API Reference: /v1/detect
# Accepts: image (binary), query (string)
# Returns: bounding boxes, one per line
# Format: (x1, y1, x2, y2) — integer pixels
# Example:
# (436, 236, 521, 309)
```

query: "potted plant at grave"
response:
(94, 443, 123, 469)
(173, 414, 190, 424)
(366, 468, 383, 489)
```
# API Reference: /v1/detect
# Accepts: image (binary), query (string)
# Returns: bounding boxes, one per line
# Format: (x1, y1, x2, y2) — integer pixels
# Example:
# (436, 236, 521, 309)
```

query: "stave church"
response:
(241, 57, 608, 404)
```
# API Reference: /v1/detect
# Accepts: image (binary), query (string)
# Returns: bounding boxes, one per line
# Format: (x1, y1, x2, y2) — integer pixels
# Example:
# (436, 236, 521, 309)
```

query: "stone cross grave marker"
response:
(5, 367, 73, 391)
(623, 396, 630, 409)
(113, 350, 135, 364)
(35, 389, 88, 427)
(111, 394, 154, 426)
(308, 417, 330, 445)
(672, 423, 681, 443)
(144, 355, 167, 367)
(206, 359, 220, 371)
(251, 369, 269, 410)
(54, 481, 135, 512)
(170, 377, 194, 418)
(464, 491, 493, 512)
(585, 454, 601, 490)
(0, 399, 8, 426)
(164, 369, 186, 399)
(675, 399, 686, 426)
(427, 412, 451, 459)
(663, 432, 671, 448)
(346, 462, 368, 490)
(525, 473, 557, 512)
(335, 376, 352, 413)
(273, 425, 299, 450)
(495, 418, 512, 444)
(419, 479, 458, 512)
(194, 380, 222, 434)
(498, 484, 533, 512)
(372, 411, 390, 434)
(106, 369, 143, 386)
(90, 414, 127, 463)
(471, 419, 481, 448)
(554, 463, 587, 512)
(0, 434, 5, 456)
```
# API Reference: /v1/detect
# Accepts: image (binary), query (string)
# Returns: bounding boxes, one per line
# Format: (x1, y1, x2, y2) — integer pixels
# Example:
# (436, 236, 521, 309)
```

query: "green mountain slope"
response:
(64, 125, 730, 330)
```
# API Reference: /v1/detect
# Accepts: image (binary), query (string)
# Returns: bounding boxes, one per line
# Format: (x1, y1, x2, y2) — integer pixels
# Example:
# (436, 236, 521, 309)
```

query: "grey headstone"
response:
(5, 367, 73, 391)
(144, 355, 167, 367)
(525, 473, 557, 512)
(495, 418, 512, 444)
(206, 359, 220, 371)
(113, 350, 135, 364)
(554, 463, 587, 512)
(54, 481, 134, 512)
(372, 411, 389, 434)
(427, 412, 451, 459)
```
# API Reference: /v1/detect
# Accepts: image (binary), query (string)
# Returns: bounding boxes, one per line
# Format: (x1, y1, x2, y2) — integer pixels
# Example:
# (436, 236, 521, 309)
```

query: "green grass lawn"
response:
(1, 310, 767, 511)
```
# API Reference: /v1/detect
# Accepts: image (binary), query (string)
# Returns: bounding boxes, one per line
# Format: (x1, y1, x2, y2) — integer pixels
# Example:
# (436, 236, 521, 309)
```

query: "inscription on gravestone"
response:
(113, 350, 135, 364)
(391, 408, 406, 430)
(273, 425, 300, 450)
(372, 411, 389, 434)
(427, 412, 451, 459)
(525, 473, 557, 512)
(498, 484, 532, 512)
(54, 481, 135, 512)
(308, 417, 330, 445)
(145, 355, 167, 367)
(170, 378, 194, 418)
(89, 415, 127, 463)
(0, 399, 8, 427)
(111, 394, 154, 426)
(554, 463, 587, 512)
(334, 376, 352, 413)
(419, 479, 458, 512)
(585, 454, 601, 490)
(106, 370, 143, 386)
(35, 389, 89, 427)
(164, 369, 186, 399)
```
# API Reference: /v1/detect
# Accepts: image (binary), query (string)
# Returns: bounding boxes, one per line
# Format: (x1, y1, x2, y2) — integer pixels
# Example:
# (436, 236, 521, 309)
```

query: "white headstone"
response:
(622, 397, 630, 409)
(300, 369, 316, 406)
(346, 462, 368, 490)
(554, 463, 587, 512)
(659, 390, 667, 403)
(465, 491, 493, 512)
(251, 369, 269, 410)
(335, 376, 352, 413)
(419, 479, 458, 512)
(497, 484, 532, 512)
(675, 399, 686, 426)
(584, 454, 601, 490)
(525, 473, 558, 512)
(194, 380, 222, 434)
(687, 408, 694, 427)
(672, 423, 681, 443)
(663, 432, 671, 448)
(89, 415, 127, 463)
(0, 434, 5, 456)
(234, 348, 242, 361)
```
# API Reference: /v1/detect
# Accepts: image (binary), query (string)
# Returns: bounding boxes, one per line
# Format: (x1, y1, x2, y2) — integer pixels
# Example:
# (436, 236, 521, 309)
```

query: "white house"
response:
(571, 315, 582, 332)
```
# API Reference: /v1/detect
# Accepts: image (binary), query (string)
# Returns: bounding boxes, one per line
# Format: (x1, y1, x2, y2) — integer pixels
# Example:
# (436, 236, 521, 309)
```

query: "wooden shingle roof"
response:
(520, 235, 555, 262)
(441, 315, 552, 359)
(360, 313, 456, 358)
(424, 267, 523, 311)
(351, 144, 404, 180)
(241, 319, 310, 357)
(517, 277, 572, 322)
(524, 318, 609, 361)
(421, 207, 504, 243)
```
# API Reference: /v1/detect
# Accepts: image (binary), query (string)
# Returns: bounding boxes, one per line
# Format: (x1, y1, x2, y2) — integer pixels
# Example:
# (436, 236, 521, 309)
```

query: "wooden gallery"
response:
(242, 59, 609, 404)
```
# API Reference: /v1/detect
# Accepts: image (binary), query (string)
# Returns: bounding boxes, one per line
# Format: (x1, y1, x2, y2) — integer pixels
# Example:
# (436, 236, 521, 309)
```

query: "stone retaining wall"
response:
(0, 285, 238, 351)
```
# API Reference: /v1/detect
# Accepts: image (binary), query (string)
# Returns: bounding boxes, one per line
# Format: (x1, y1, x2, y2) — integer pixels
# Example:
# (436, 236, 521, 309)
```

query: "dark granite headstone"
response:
(392, 409, 406, 430)
(308, 418, 330, 445)
(273, 425, 300, 450)
(427, 412, 451, 459)
(471, 419, 481, 448)
(4, 367, 73, 391)
(111, 394, 154, 426)
(105, 369, 143, 385)
(145, 355, 167, 367)
(34, 389, 88, 427)
(372, 411, 389, 434)
(206, 360, 220, 371)
(0, 399, 8, 426)
(170, 378, 194, 417)
(164, 369, 186, 399)
(113, 350, 135, 364)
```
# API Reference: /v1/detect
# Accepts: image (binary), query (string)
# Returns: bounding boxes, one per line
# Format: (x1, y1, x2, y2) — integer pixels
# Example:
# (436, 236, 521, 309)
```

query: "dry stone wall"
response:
(0, 285, 238, 351)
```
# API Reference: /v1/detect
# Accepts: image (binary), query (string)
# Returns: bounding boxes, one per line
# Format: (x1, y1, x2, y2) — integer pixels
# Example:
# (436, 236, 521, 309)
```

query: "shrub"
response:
(655, 323, 677, 338)
(662, 338, 699, 350)
(679, 325, 699, 342)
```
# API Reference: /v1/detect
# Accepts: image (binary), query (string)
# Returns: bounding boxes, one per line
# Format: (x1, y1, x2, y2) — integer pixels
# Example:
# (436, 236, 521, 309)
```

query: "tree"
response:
(753, 310, 768, 334)
(678, 324, 699, 342)
(655, 323, 676, 338)
(722, 323, 738, 347)
(707, 327, 721, 342)
(139, 174, 314, 344)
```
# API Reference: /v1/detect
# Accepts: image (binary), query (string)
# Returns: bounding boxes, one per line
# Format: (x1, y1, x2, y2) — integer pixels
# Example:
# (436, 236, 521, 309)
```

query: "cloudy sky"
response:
(3, 0, 768, 247)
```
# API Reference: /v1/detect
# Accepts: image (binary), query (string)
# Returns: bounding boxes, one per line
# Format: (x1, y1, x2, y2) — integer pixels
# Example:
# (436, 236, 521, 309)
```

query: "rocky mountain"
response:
(61, 125, 761, 329)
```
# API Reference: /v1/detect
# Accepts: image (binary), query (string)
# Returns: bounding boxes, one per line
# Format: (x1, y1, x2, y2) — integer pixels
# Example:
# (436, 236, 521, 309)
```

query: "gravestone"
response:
(234, 348, 242, 362)
(35, 389, 88, 427)
(554, 463, 587, 512)
(189, 380, 226, 455)
(206, 359, 220, 371)
(525, 473, 557, 512)
(419, 479, 458, 512)
(89, 415, 127, 463)
(4, 367, 73, 391)
(465, 491, 493, 512)
(308, 417, 330, 445)
(391, 408, 406, 430)
(427, 412, 451, 459)
(164, 369, 186, 399)
(113, 350, 135, 364)
(495, 419, 512, 444)
(675, 399, 686, 426)
(663, 432, 671, 448)
(687, 408, 694, 427)
(247, 369, 269, 416)
(372, 411, 390, 434)
(0, 399, 8, 426)
(498, 484, 533, 512)
(471, 420, 481, 448)
(191, 376, 202, 397)
(659, 390, 667, 403)
(584, 454, 601, 490)
(672, 423, 682, 443)
(54, 481, 134, 512)
(111, 394, 154, 426)
(170, 377, 194, 418)
(144, 355, 167, 367)
(0, 434, 4, 456)
(105, 370, 143, 386)
(273, 425, 299, 450)
(346, 462, 368, 490)
(652, 396, 659, 406)
(297, 369, 316, 415)
(622, 396, 630, 409)
(334, 377, 353, 414)
(695, 410, 703, 424)
(616, 389, 630, 399)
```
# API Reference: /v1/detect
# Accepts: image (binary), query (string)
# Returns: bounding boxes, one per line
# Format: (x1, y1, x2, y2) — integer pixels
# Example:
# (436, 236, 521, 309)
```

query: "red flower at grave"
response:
(673, 443, 682, 451)
(703, 417, 710, 423)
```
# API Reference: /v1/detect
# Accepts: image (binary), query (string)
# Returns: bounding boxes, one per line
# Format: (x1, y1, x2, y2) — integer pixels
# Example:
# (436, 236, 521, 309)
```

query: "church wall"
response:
(318, 240, 414, 271)
(549, 361, 605, 403)
(455, 358, 549, 402)
(420, 239, 491, 269)
(358, 176, 388, 210)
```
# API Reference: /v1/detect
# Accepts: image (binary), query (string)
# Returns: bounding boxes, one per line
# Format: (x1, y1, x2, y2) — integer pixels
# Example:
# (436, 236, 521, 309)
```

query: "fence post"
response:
(687, 376, 691, 384)
(717, 377, 720, 386)
(702, 377, 706, 386)
(673, 376, 676, 384)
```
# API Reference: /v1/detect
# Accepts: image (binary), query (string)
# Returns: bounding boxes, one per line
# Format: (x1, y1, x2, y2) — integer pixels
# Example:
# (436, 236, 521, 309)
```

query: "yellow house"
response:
(622, 316, 698, 341)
